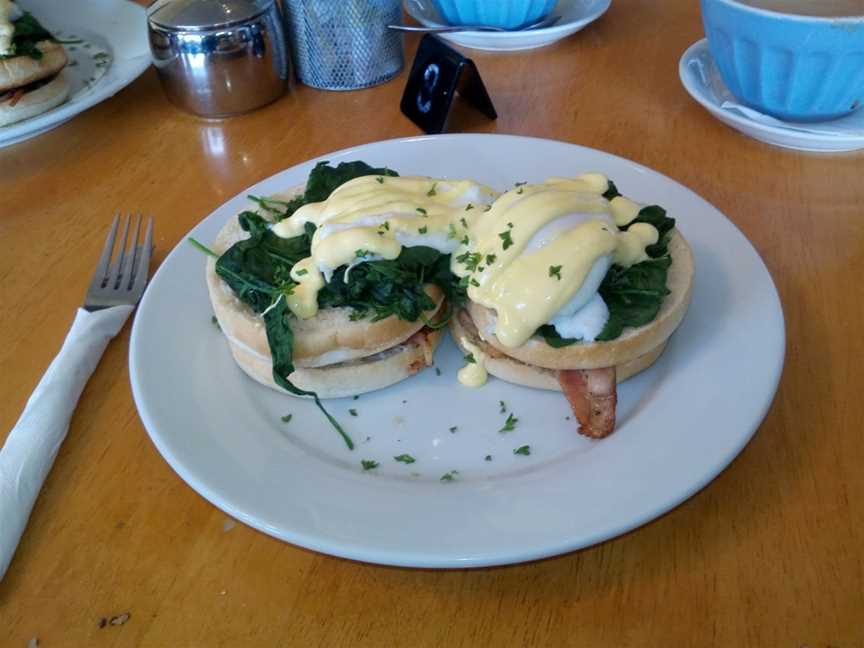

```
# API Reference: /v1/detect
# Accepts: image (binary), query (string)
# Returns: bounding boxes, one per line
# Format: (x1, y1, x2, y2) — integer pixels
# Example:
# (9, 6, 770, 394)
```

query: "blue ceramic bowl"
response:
(701, 0, 864, 122)
(432, 0, 557, 29)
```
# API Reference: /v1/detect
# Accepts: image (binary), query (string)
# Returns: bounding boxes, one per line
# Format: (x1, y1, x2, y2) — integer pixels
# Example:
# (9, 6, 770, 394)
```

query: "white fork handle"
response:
(0, 305, 133, 580)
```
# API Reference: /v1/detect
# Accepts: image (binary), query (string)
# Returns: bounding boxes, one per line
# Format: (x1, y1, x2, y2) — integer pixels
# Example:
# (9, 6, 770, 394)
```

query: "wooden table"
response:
(2, 1, 863, 644)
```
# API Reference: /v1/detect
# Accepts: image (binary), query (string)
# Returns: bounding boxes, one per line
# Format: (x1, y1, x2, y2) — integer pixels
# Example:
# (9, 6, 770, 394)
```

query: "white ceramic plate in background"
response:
(130, 134, 785, 569)
(404, 0, 611, 51)
(0, 0, 150, 148)
(679, 39, 864, 153)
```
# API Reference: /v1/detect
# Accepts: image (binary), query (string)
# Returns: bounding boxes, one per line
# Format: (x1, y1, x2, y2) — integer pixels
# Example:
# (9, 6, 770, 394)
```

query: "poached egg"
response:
(270, 174, 497, 319)
(451, 174, 659, 349)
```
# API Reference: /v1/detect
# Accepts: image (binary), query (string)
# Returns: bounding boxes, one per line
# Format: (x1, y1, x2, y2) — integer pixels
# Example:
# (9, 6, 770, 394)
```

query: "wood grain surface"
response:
(1, 0, 863, 645)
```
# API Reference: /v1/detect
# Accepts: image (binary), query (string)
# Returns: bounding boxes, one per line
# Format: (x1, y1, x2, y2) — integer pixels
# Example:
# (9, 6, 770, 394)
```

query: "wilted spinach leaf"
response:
(318, 246, 463, 322)
(602, 180, 620, 200)
(595, 256, 671, 341)
(536, 325, 577, 348)
(215, 212, 313, 313)
(263, 297, 354, 449)
(624, 205, 676, 258)
(3, 13, 54, 60)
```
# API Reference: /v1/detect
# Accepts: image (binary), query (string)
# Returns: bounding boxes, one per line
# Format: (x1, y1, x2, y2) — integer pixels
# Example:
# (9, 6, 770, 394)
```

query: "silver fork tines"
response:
(86, 213, 154, 311)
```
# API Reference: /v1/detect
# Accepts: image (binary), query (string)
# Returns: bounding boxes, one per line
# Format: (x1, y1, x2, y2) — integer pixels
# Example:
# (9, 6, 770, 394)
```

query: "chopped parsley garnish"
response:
(464, 353, 476, 364)
(499, 230, 514, 250)
(515, 181, 527, 187)
(460, 235, 470, 246)
(447, 224, 458, 239)
(418, 226, 428, 234)
(513, 445, 531, 456)
(470, 278, 480, 287)
(440, 471, 458, 482)
(296, 268, 309, 276)
(435, 367, 442, 376)
(484, 455, 492, 461)
(499, 413, 518, 433)
(355, 249, 371, 258)
(499, 400, 506, 414)
(465, 203, 474, 211)
(416, 207, 427, 216)
(456, 251, 482, 271)
(459, 275, 470, 288)
(516, 187, 524, 194)
(376, 177, 384, 184)
(394, 454, 416, 464)
(381, 221, 390, 231)
(361, 460, 379, 470)
(460, 217, 468, 228)
(210, 315, 220, 330)
(484, 205, 492, 212)
(485, 254, 497, 265)
(281, 414, 293, 423)
(549, 265, 562, 280)
(349, 409, 358, 417)
(427, 183, 438, 197)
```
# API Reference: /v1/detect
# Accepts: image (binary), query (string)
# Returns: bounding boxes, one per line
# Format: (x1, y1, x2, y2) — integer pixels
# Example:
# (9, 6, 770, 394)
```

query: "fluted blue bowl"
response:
(701, 0, 864, 122)
(432, 0, 557, 30)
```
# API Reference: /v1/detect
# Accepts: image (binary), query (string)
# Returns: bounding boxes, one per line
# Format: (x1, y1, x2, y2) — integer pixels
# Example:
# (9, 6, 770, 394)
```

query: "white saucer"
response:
(679, 39, 864, 153)
(403, 0, 611, 52)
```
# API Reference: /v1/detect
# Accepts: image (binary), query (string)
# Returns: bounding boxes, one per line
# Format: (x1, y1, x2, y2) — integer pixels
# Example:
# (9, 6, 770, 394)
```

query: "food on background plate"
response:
(199, 161, 496, 447)
(0, 1, 70, 126)
(450, 174, 693, 438)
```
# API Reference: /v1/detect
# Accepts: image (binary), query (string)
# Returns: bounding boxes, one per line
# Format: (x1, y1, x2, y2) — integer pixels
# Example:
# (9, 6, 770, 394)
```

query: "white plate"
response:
(130, 134, 784, 569)
(1, 0, 149, 148)
(679, 39, 864, 153)
(403, 0, 610, 51)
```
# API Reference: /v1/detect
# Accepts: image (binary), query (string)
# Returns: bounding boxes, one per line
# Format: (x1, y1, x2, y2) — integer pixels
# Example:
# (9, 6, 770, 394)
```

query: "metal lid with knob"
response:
(148, 0, 273, 32)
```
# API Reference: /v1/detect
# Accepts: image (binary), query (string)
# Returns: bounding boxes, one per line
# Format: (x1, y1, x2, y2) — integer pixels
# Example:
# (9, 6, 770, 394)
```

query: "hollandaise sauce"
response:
(271, 174, 496, 319)
(451, 174, 659, 349)
(268, 171, 661, 351)
(457, 337, 488, 387)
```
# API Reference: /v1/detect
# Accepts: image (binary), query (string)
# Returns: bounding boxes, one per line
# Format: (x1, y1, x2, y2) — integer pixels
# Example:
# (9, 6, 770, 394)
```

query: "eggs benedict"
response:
(0, 1, 69, 127)
(203, 161, 495, 445)
(449, 174, 693, 438)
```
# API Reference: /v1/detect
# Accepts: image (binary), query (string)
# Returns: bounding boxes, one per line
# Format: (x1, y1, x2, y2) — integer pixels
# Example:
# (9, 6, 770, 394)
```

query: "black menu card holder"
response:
(400, 35, 498, 134)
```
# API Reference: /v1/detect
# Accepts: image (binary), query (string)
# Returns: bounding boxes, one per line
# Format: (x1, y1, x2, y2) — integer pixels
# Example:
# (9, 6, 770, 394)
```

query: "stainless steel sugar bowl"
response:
(147, 0, 290, 118)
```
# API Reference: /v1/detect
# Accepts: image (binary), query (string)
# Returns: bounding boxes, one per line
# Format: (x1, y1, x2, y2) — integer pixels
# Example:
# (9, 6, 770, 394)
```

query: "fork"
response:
(0, 214, 153, 580)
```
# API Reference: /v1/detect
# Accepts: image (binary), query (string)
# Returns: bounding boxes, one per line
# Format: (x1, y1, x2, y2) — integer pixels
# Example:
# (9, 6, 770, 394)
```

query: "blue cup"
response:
(432, 0, 557, 29)
(700, 0, 864, 122)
